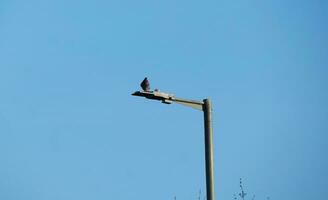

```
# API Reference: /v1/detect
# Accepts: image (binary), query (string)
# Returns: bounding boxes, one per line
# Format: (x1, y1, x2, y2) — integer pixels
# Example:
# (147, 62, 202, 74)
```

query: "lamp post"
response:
(132, 90, 215, 200)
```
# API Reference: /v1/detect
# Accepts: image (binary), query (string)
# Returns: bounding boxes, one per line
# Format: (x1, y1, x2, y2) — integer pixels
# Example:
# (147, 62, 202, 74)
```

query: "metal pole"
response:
(203, 98, 215, 200)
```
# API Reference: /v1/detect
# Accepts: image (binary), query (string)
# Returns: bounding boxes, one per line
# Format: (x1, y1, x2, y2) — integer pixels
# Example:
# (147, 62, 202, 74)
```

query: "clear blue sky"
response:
(0, 1, 327, 200)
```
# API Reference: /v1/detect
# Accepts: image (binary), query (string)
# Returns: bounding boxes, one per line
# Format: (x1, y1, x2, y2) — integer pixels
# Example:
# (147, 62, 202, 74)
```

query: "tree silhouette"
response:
(234, 178, 270, 200)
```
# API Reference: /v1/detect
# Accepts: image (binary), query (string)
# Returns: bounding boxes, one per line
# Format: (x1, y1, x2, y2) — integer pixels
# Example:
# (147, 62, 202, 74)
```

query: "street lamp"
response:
(132, 86, 216, 200)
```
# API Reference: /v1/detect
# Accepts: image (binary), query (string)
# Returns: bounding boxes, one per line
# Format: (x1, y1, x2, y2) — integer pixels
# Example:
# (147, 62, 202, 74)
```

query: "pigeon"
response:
(140, 77, 150, 91)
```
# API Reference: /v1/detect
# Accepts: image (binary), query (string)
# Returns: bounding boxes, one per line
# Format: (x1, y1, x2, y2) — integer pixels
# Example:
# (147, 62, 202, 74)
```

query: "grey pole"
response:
(132, 91, 216, 200)
(203, 98, 215, 200)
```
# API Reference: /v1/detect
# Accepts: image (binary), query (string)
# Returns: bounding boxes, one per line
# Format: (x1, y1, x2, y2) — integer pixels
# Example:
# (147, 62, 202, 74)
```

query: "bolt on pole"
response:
(203, 98, 215, 200)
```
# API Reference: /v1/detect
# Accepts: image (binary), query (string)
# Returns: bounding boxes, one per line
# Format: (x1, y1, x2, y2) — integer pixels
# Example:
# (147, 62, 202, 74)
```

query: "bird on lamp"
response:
(140, 77, 150, 91)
